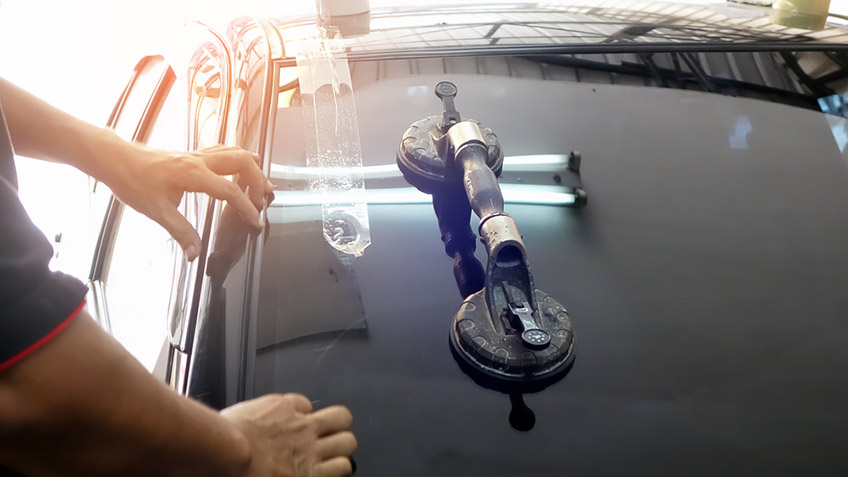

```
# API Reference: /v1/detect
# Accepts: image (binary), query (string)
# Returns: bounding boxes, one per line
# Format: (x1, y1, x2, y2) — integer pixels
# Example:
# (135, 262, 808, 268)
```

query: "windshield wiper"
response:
(780, 51, 837, 98)
(638, 53, 669, 88)
(521, 53, 824, 114)
(679, 52, 716, 93)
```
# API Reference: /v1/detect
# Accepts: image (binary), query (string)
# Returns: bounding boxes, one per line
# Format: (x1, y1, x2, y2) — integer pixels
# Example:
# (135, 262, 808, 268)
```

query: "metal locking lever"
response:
(503, 282, 551, 350)
(435, 81, 461, 129)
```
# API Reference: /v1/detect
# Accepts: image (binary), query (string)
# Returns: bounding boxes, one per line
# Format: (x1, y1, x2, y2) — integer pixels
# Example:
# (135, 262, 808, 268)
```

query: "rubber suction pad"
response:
(449, 288, 574, 389)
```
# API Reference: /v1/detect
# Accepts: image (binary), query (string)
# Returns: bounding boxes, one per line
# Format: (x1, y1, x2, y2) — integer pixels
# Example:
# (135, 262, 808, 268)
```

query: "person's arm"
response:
(0, 310, 356, 476)
(0, 77, 271, 261)
(0, 78, 356, 475)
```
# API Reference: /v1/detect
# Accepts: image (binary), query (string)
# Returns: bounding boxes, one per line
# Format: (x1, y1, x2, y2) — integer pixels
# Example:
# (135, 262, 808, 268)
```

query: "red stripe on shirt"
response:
(0, 299, 86, 373)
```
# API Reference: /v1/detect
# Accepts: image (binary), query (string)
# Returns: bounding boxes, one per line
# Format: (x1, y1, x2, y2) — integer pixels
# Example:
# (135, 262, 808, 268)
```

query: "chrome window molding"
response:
(87, 59, 176, 333)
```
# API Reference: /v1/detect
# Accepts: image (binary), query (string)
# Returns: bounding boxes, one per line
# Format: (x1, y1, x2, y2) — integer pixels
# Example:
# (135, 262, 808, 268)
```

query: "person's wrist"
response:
(218, 415, 254, 476)
(75, 127, 142, 186)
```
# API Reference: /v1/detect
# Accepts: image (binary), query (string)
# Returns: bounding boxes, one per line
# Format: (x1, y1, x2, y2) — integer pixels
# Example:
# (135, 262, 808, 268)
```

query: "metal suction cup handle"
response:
(436, 81, 461, 130)
(398, 81, 566, 355)
(402, 81, 576, 387)
(449, 126, 504, 221)
(434, 83, 552, 351)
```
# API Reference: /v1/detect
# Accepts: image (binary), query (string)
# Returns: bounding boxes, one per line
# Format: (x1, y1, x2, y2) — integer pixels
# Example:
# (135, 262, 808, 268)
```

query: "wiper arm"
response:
(678, 52, 716, 93)
(522, 53, 821, 112)
(639, 52, 669, 88)
(780, 51, 836, 98)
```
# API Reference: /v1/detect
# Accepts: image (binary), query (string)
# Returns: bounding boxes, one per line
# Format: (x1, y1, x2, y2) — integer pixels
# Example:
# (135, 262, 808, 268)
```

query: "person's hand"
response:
(221, 394, 357, 477)
(111, 144, 273, 261)
(207, 187, 274, 285)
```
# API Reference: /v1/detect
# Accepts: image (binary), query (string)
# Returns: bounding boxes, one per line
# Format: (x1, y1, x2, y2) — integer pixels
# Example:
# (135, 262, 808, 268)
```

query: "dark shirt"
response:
(0, 102, 88, 372)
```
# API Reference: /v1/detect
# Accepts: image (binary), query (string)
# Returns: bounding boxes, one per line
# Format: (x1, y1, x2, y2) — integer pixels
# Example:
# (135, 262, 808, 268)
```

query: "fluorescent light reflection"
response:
(269, 154, 570, 180)
(272, 184, 576, 206)
(271, 163, 399, 180)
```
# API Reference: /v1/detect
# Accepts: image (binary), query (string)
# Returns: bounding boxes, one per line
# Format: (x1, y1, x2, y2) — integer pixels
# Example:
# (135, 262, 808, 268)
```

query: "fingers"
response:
(282, 393, 313, 414)
(189, 146, 273, 228)
(191, 170, 263, 229)
(199, 144, 231, 153)
(202, 147, 258, 175)
(312, 456, 354, 477)
(221, 393, 356, 477)
(315, 431, 357, 461)
(308, 406, 353, 437)
(157, 205, 202, 261)
(203, 149, 270, 211)
(118, 147, 270, 255)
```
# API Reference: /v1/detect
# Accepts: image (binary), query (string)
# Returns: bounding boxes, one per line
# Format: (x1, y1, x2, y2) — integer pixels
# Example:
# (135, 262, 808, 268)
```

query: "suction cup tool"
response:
(450, 289, 574, 385)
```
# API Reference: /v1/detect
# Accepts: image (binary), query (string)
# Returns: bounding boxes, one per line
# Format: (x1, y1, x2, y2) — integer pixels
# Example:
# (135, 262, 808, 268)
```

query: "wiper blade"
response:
(521, 53, 823, 113)
(780, 51, 836, 98)
(638, 52, 669, 88)
(679, 52, 716, 93)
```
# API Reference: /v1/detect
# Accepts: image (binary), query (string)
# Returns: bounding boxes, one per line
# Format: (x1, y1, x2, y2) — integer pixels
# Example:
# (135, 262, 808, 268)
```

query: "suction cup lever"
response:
(503, 282, 551, 350)
(435, 81, 461, 130)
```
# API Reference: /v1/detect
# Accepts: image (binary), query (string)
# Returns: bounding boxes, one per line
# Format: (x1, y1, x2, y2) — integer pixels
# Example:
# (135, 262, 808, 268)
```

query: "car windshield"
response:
(196, 4, 848, 475)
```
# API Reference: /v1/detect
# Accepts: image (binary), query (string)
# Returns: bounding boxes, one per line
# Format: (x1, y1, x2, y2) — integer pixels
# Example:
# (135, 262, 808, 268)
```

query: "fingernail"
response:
(186, 244, 199, 261)
(266, 179, 275, 190)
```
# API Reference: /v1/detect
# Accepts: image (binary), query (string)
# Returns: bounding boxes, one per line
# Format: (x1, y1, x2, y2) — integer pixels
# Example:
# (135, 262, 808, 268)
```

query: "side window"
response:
(168, 40, 230, 356)
(88, 58, 185, 373)
(176, 39, 232, 397)
(102, 209, 176, 370)
(90, 26, 234, 383)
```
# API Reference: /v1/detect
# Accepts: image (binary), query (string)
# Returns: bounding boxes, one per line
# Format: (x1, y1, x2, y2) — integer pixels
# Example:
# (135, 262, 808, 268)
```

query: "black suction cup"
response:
(449, 288, 575, 393)
(397, 116, 503, 195)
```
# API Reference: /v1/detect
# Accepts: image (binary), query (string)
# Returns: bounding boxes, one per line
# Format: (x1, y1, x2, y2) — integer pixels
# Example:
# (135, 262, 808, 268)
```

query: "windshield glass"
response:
(249, 42, 848, 473)
(197, 7, 848, 475)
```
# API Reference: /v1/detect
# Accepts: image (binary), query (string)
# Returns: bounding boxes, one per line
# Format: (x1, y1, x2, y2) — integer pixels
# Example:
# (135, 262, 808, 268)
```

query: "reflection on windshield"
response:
(269, 155, 582, 206)
(318, 3, 848, 56)
(729, 116, 752, 150)
(257, 207, 368, 350)
(450, 337, 575, 432)
(825, 114, 848, 154)
(270, 154, 574, 178)
(270, 184, 578, 206)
